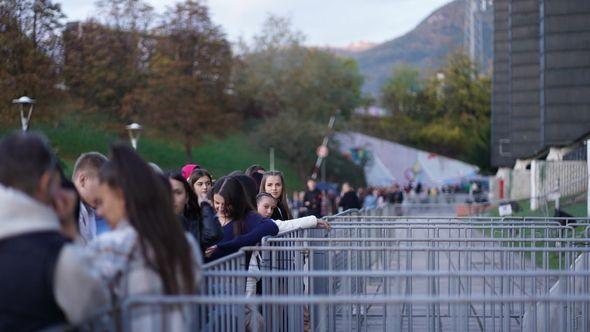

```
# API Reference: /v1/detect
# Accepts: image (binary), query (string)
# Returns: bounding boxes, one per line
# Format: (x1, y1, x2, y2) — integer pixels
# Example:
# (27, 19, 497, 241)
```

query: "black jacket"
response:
(181, 202, 224, 252)
(339, 191, 361, 211)
(304, 189, 322, 217)
(386, 191, 404, 204)
(271, 205, 286, 221)
(0, 232, 68, 331)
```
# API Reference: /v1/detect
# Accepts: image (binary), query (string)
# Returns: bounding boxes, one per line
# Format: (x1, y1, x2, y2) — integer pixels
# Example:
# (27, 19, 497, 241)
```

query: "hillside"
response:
(333, 0, 491, 97)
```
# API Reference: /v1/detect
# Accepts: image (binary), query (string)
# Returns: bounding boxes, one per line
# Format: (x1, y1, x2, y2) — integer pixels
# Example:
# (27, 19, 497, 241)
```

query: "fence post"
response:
(531, 160, 539, 211)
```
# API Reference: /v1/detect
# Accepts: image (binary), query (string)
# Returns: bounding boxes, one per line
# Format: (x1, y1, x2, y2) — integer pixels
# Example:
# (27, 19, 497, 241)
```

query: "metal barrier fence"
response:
(202, 244, 590, 288)
(259, 241, 590, 271)
(80, 292, 590, 332)
(272, 224, 580, 241)
(78, 212, 590, 331)
(82, 270, 590, 332)
(360, 203, 494, 217)
(323, 211, 589, 224)
(194, 245, 590, 331)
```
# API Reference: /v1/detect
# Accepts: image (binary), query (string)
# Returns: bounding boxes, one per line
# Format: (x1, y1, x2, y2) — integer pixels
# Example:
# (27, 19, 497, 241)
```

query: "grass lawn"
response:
(483, 197, 589, 269)
(1, 113, 304, 190)
(489, 199, 588, 218)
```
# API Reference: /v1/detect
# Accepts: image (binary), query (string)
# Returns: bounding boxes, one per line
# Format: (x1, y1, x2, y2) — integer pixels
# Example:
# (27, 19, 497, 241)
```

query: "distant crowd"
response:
(291, 179, 484, 218)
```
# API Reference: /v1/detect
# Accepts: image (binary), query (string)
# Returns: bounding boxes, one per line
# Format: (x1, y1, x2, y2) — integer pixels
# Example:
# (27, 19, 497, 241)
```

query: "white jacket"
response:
(246, 216, 318, 296)
(0, 184, 108, 324)
(273, 216, 318, 235)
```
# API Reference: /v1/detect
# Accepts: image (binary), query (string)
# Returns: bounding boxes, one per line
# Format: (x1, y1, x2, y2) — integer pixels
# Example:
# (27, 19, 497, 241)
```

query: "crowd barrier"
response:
(78, 210, 590, 331)
(80, 291, 590, 332)
(353, 203, 493, 217)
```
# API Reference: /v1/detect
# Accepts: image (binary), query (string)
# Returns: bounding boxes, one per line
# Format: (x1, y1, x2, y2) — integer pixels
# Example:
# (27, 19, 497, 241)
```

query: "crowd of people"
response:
(289, 181, 407, 217)
(290, 179, 487, 218)
(0, 131, 331, 331)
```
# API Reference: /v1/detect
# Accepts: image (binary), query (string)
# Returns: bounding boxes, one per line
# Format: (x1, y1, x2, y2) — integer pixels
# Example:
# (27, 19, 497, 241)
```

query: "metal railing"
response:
(82, 271, 590, 331)
(78, 209, 590, 331)
(271, 224, 580, 241)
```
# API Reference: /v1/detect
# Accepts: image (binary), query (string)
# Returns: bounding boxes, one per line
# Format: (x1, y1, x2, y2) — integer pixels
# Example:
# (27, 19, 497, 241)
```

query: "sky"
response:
(58, 0, 451, 47)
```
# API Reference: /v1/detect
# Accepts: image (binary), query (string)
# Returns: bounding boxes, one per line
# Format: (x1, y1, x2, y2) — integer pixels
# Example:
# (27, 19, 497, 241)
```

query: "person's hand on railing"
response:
(316, 220, 331, 231)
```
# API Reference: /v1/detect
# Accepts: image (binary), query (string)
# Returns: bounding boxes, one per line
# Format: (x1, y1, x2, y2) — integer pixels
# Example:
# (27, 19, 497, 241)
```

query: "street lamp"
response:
(126, 122, 142, 150)
(12, 96, 36, 131)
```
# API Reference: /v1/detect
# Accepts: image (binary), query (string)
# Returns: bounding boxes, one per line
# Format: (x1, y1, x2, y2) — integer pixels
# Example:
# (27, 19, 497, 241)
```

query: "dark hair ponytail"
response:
(100, 144, 195, 294)
(209, 176, 252, 236)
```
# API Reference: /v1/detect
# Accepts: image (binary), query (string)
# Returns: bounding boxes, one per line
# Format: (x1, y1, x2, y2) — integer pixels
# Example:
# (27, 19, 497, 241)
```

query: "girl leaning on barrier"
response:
(249, 193, 331, 331)
(89, 144, 200, 331)
(256, 192, 331, 233)
(252, 193, 331, 286)
(204, 176, 279, 262)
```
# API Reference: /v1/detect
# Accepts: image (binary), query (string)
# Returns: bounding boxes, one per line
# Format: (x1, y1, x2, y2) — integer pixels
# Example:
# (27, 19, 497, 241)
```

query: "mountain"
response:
(333, 0, 490, 97)
(329, 41, 378, 54)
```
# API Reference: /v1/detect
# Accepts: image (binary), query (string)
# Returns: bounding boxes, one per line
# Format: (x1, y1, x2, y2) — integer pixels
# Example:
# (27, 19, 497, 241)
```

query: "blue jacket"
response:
(208, 212, 278, 261)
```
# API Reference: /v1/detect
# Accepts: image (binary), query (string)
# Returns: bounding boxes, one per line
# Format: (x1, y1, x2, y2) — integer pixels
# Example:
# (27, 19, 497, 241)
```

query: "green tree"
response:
(234, 15, 363, 122)
(380, 64, 423, 117)
(370, 52, 491, 170)
(238, 15, 365, 180)
(421, 52, 491, 169)
(252, 112, 324, 179)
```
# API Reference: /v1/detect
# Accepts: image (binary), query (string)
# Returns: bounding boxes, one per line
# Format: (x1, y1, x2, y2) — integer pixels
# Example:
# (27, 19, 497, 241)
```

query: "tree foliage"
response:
(368, 52, 491, 170)
(380, 64, 422, 117)
(236, 16, 365, 180)
(138, 0, 234, 160)
(0, 0, 64, 122)
(62, 0, 154, 117)
(234, 15, 363, 122)
(60, 0, 235, 161)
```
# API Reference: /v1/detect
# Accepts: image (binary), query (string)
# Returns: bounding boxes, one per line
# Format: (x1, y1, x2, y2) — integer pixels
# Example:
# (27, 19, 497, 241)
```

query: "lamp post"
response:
(126, 123, 142, 150)
(12, 96, 36, 131)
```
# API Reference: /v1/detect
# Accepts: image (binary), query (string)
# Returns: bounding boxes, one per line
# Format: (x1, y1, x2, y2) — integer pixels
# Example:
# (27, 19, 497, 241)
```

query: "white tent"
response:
(335, 132, 479, 188)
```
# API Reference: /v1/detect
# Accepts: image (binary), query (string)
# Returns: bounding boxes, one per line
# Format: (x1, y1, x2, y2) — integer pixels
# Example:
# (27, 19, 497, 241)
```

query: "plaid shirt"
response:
(78, 203, 96, 245)
(88, 221, 201, 331)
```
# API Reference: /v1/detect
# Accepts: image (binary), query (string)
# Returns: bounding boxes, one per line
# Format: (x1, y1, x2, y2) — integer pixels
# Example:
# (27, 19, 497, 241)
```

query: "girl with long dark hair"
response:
(205, 176, 278, 261)
(91, 144, 199, 329)
(188, 168, 213, 205)
(168, 171, 223, 252)
(259, 171, 293, 221)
